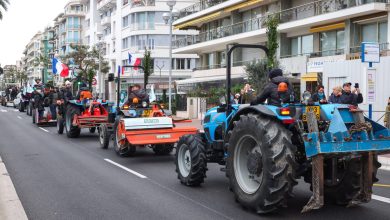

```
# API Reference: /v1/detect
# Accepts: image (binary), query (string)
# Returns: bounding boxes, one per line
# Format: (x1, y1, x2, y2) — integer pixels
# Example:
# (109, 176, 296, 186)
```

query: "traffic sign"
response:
(361, 42, 380, 63)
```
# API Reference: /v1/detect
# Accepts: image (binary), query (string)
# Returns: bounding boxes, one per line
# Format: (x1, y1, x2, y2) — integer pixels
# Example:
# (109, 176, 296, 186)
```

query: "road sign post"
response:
(361, 42, 380, 119)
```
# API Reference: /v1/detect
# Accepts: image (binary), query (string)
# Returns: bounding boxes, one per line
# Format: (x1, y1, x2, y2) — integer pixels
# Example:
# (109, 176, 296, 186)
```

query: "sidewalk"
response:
(0, 156, 28, 220)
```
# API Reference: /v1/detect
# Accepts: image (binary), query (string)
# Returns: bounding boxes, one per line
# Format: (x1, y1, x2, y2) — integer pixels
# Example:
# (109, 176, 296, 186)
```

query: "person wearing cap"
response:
(339, 82, 363, 106)
(250, 68, 293, 106)
(60, 80, 73, 103)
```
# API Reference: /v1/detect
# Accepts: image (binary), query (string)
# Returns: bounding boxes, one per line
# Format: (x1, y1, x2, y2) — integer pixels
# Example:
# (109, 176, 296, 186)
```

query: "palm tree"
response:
(0, 0, 10, 20)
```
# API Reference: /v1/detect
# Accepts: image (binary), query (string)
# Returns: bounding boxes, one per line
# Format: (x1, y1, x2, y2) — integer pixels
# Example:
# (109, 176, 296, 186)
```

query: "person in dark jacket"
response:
(125, 84, 149, 106)
(60, 81, 73, 103)
(340, 82, 363, 106)
(311, 85, 327, 104)
(48, 87, 59, 120)
(250, 68, 293, 106)
(33, 86, 45, 120)
(328, 86, 342, 104)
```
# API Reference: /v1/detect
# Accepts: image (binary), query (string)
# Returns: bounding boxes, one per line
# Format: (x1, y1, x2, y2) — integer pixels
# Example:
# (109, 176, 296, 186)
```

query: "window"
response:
(122, 15, 129, 28)
(148, 38, 155, 50)
(73, 17, 79, 28)
(122, 0, 129, 6)
(176, 59, 185, 70)
(187, 58, 191, 69)
(320, 30, 345, 56)
(290, 35, 313, 56)
(122, 37, 129, 49)
(362, 22, 388, 44)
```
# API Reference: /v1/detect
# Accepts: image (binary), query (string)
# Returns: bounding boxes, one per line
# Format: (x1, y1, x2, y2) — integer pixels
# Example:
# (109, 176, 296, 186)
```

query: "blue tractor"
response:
(174, 44, 390, 214)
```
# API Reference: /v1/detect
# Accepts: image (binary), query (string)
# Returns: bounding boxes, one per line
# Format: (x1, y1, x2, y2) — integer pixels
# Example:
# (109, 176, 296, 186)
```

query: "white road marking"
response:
(104, 159, 147, 179)
(13, 109, 18, 112)
(17, 116, 22, 119)
(39, 127, 50, 133)
(0, 109, 7, 112)
(373, 195, 390, 204)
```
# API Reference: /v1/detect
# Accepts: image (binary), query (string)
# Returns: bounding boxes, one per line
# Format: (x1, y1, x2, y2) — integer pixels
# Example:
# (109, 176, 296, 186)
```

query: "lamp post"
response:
(40, 62, 45, 83)
(156, 61, 165, 83)
(163, 0, 179, 111)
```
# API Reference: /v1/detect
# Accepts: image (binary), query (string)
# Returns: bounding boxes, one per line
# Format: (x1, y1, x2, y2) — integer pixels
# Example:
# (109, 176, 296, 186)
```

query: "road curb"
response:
(0, 156, 28, 220)
(379, 156, 390, 171)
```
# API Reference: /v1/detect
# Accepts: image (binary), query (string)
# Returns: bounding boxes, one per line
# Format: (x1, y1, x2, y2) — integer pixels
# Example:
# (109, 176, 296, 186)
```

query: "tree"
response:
(265, 14, 280, 69)
(142, 48, 152, 89)
(65, 44, 109, 90)
(0, 0, 9, 20)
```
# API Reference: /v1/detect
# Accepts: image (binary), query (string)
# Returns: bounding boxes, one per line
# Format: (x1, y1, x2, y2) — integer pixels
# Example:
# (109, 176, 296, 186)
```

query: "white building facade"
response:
(84, 0, 199, 101)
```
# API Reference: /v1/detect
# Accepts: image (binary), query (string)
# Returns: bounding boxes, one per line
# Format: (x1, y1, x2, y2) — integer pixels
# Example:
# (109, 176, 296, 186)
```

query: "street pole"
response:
(98, 48, 102, 97)
(168, 8, 173, 111)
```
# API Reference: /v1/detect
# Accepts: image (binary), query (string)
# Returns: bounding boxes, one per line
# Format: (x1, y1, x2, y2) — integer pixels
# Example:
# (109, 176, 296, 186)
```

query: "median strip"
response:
(104, 159, 147, 179)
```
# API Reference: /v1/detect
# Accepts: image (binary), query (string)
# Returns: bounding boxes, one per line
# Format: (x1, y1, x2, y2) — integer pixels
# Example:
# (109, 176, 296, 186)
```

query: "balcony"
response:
(64, 10, 86, 17)
(349, 42, 390, 59)
(131, 0, 155, 7)
(97, 0, 116, 12)
(174, 0, 389, 49)
(101, 16, 111, 26)
(280, 48, 345, 59)
(179, 0, 228, 19)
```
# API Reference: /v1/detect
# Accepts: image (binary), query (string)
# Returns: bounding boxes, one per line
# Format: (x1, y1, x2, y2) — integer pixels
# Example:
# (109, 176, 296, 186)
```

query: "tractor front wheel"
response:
(175, 134, 207, 186)
(113, 118, 136, 157)
(153, 144, 174, 155)
(99, 124, 110, 149)
(227, 114, 297, 214)
(65, 105, 81, 138)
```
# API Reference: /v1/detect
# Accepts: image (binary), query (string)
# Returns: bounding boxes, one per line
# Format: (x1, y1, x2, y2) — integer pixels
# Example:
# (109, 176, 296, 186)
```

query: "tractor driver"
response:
(59, 80, 74, 103)
(250, 68, 293, 106)
(125, 84, 149, 107)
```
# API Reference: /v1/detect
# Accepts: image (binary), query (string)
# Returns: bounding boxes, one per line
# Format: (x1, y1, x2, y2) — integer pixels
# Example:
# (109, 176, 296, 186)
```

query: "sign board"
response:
(366, 68, 376, 104)
(361, 42, 380, 63)
(307, 55, 346, 72)
(92, 77, 97, 86)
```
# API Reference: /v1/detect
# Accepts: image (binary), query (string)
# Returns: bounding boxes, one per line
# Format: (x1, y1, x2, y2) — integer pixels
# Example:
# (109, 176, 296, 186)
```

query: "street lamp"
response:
(163, 0, 179, 111)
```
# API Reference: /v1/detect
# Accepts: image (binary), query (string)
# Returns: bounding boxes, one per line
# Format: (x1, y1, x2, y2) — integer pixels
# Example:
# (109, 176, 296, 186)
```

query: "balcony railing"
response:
(280, 48, 345, 59)
(194, 59, 261, 71)
(131, 0, 155, 7)
(350, 42, 389, 53)
(179, 0, 228, 19)
(174, 0, 389, 48)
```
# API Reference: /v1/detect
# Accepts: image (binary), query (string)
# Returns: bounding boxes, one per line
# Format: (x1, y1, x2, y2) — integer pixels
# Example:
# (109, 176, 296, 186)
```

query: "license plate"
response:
(142, 110, 153, 117)
(302, 106, 320, 121)
(156, 134, 171, 139)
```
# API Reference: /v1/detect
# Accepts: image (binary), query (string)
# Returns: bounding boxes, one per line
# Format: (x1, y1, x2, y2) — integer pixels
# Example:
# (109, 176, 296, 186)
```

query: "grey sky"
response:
(0, 0, 68, 66)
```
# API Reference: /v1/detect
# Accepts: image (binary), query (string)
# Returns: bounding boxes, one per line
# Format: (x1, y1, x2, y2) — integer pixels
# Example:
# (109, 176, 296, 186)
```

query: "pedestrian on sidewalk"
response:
(385, 97, 390, 129)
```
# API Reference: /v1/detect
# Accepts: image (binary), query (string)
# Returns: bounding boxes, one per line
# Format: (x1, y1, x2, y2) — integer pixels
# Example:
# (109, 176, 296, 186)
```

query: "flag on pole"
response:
(117, 65, 121, 75)
(128, 52, 141, 70)
(52, 58, 69, 77)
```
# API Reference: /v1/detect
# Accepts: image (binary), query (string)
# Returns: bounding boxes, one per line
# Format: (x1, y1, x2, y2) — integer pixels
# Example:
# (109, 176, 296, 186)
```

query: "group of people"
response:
(5, 85, 19, 101)
(311, 82, 363, 106)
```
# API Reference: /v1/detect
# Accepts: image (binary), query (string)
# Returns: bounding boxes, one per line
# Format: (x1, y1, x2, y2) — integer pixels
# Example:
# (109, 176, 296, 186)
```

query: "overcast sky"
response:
(0, 0, 68, 66)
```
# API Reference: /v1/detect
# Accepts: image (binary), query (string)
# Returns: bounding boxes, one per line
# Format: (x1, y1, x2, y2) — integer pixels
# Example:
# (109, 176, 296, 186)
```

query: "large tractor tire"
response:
(227, 113, 297, 214)
(324, 157, 380, 205)
(65, 105, 81, 138)
(153, 144, 174, 155)
(175, 134, 207, 186)
(113, 118, 136, 157)
(99, 124, 110, 149)
(57, 117, 64, 134)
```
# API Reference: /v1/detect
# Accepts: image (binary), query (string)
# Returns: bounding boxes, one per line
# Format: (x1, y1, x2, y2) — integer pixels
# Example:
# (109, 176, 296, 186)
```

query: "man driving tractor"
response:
(124, 84, 149, 107)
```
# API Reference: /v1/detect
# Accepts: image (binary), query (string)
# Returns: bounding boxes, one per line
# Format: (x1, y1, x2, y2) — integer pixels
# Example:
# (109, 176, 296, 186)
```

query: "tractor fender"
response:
(226, 105, 277, 133)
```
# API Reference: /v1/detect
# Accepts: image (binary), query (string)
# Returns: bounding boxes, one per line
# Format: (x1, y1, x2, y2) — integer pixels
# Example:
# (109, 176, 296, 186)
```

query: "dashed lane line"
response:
(373, 195, 390, 204)
(17, 116, 22, 120)
(13, 109, 18, 112)
(104, 159, 147, 179)
(0, 109, 7, 112)
(39, 127, 50, 133)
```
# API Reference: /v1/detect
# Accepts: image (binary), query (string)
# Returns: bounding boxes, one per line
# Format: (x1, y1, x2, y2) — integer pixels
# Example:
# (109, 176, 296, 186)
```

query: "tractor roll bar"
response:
(117, 65, 145, 110)
(226, 44, 269, 114)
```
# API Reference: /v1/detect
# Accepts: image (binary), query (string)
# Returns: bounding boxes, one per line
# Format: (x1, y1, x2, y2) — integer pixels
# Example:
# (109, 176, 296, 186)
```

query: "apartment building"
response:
(84, 0, 199, 100)
(173, 0, 390, 98)
(24, 31, 43, 80)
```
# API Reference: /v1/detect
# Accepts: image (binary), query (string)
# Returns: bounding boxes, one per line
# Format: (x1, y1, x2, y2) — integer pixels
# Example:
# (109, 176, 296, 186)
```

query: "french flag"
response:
(52, 58, 69, 77)
(128, 52, 141, 70)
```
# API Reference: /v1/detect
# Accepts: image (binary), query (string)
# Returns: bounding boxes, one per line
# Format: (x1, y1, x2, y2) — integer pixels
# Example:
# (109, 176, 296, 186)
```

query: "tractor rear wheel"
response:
(113, 118, 136, 157)
(65, 105, 81, 138)
(227, 113, 297, 214)
(324, 156, 380, 205)
(153, 144, 174, 155)
(32, 108, 36, 124)
(57, 117, 64, 134)
(175, 134, 207, 186)
(99, 124, 110, 149)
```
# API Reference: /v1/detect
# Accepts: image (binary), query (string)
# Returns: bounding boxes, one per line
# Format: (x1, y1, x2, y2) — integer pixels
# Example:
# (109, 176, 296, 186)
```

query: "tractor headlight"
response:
(142, 101, 148, 108)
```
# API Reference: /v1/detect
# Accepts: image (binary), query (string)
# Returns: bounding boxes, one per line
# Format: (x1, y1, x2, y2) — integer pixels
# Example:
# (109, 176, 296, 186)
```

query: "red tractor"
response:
(57, 90, 110, 138)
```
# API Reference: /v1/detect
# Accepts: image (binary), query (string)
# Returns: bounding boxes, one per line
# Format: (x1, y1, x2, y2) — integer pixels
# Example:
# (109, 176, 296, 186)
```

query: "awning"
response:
(176, 75, 244, 85)
(310, 22, 345, 33)
(174, 11, 222, 29)
(224, 0, 264, 13)
(301, 72, 318, 82)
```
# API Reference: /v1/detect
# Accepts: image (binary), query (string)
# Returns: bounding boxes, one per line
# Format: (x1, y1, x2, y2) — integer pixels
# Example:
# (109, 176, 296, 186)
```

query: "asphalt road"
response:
(1, 105, 390, 220)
